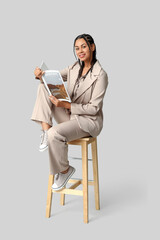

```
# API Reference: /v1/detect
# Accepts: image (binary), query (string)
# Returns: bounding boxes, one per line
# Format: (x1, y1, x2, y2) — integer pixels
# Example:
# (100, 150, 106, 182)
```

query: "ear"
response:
(91, 43, 95, 51)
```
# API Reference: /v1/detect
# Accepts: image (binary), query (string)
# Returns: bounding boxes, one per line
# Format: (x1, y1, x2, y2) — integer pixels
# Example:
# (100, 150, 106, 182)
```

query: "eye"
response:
(83, 46, 86, 48)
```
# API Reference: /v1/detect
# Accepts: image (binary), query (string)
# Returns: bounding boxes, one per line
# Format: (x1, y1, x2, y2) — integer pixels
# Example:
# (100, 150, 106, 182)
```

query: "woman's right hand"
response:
(34, 67, 45, 80)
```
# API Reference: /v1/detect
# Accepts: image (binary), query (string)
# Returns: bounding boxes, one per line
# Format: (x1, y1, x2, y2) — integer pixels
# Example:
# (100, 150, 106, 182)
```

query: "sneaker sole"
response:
(39, 146, 48, 152)
(52, 167, 76, 191)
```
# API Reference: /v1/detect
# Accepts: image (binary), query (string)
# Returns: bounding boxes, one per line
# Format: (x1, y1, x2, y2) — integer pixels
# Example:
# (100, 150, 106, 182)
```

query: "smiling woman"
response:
(73, 34, 97, 79)
(31, 33, 109, 191)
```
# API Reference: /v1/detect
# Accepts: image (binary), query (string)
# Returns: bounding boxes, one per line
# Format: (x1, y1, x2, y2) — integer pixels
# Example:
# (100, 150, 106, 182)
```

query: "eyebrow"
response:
(75, 43, 86, 47)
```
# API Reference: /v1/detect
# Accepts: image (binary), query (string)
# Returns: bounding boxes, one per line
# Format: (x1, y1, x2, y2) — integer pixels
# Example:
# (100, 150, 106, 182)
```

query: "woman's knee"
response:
(47, 127, 67, 143)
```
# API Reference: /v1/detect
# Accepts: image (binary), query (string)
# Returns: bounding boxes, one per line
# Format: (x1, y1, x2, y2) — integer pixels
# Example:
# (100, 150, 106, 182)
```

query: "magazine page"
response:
(42, 70, 71, 102)
(40, 61, 48, 71)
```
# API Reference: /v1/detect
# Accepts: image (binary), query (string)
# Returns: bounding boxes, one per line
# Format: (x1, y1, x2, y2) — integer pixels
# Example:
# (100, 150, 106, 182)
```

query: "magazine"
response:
(39, 61, 71, 103)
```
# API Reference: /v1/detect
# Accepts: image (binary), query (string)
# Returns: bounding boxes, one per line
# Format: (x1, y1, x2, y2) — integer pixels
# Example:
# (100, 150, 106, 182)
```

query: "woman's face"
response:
(75, 38, 95, 63)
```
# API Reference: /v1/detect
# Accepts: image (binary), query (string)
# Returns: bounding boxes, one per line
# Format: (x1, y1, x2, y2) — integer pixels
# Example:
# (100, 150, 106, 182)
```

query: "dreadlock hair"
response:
(73, 33, 97, 80)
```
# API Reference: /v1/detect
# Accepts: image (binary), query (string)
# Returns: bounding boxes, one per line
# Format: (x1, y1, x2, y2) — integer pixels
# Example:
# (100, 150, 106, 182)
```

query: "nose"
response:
(76, 47, 83, 53)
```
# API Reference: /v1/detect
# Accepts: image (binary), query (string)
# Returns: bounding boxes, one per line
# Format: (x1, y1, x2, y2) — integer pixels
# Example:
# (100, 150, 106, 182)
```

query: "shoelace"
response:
(55, 170, 69, 180)
(55, 173, 60, 180)
(40, 130, 48, 145)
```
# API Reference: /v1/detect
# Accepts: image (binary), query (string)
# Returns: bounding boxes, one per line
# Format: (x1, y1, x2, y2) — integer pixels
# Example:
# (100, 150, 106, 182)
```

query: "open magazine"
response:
(39, 61, 71, 103)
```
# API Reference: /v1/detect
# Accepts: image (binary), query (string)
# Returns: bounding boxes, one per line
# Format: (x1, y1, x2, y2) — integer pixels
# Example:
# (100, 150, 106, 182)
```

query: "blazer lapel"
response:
(68, 60, 102, 101)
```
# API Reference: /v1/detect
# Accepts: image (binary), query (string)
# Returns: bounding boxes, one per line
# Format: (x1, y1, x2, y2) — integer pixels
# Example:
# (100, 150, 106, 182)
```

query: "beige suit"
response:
(31, 59, 108, 174)
(60, 59, 108, 137)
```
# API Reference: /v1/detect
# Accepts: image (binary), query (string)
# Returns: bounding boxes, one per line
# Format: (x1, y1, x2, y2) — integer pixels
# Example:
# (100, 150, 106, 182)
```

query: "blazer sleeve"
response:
(59, 67, 68, 82)
(70, 71, 108, 116)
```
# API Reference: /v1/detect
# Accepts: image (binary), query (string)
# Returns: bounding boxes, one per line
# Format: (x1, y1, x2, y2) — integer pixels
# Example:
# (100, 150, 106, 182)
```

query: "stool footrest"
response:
(68, 156, 92, 161)
(51, 177, 95, 196)
(68, 178, 94, 186)
(52, 188, 83, 196)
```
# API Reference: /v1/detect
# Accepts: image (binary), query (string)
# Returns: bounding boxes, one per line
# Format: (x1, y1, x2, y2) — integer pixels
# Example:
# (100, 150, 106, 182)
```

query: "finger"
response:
(37, 73, 42, 77)
(38, 70, 43, 76)
(49, 96, 54, 101)
(50, 95, 55, 99)
(49, 96, 57, 103)
(52, 95, 57, 100)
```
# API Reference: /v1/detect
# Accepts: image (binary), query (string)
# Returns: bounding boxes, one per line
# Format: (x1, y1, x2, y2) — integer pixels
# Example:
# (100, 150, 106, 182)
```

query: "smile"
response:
(79, 54, 85, 58)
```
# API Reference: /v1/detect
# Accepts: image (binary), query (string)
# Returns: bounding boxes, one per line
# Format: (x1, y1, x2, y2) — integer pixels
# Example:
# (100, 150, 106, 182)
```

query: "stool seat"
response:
(46, 136, 100, 223)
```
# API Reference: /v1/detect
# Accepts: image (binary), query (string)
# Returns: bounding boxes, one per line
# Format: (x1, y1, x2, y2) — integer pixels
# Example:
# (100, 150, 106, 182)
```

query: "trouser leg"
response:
(31, 83, 91, 175)
(47, 119, 91, 175)
(31, 83, 70, 126)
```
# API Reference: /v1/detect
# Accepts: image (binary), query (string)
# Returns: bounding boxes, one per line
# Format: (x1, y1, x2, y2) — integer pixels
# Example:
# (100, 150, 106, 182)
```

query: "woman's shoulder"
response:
(93, 59, 108, 79)
(99, 68, 108, 80)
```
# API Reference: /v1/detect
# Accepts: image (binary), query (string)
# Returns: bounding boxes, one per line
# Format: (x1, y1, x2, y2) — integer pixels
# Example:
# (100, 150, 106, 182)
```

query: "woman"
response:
(31, 33, 109, 191)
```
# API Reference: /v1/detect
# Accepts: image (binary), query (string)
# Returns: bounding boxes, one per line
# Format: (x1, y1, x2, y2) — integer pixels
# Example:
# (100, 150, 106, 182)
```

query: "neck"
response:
(84, 62, 92, 68)
(83, 58, 92, 68)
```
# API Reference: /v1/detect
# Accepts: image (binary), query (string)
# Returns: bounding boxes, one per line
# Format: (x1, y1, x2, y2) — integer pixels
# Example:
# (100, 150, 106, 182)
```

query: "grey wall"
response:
(0, 0, 159, 239)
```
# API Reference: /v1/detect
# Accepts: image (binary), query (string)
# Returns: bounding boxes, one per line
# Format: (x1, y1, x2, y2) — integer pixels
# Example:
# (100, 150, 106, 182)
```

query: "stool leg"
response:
(91, 138, 100, 210)
(82, 142, 89, 223)
(60, 187, 65, 206)
(46, 174, 54, 218)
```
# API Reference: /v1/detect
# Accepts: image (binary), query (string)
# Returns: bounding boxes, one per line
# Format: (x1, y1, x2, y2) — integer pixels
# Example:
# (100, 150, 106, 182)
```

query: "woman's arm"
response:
(70, 71, 108, 116)
(49, 95, 71, 109)
(59, 67, 68, 82)
(34, 67, 45, 82)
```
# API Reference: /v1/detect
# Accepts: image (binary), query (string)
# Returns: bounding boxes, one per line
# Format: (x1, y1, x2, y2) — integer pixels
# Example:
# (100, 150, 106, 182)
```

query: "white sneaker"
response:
(39, 130, 48, 152)
(52, 166, 76, 191)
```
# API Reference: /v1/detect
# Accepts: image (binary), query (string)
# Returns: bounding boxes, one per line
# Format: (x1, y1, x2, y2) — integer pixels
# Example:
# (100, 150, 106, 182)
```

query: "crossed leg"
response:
(31, 83, 91, 175)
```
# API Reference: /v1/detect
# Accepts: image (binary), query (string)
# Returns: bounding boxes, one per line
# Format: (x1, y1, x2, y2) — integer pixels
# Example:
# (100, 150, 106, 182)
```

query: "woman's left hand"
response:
(49, 95, 71, 109)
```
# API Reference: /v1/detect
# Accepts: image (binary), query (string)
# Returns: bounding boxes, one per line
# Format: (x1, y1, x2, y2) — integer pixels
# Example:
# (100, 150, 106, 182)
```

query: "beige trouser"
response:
(31, 83, 91, 175)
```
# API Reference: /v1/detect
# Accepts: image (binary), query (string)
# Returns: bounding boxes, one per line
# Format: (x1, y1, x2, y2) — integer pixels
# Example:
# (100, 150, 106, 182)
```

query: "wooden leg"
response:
(91, 138, 100, 210)
(46, 174, 54, 218)
(60, 186, 65, 205)
(82, 142, 89, 223)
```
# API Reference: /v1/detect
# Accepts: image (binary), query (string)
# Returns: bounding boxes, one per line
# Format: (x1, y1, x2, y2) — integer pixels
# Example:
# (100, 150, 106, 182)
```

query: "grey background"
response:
(0, 0, 159, 239)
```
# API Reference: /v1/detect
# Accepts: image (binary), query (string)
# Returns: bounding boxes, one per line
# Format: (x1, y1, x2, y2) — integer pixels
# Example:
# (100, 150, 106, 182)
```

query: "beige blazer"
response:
(60, 60, 109, 137)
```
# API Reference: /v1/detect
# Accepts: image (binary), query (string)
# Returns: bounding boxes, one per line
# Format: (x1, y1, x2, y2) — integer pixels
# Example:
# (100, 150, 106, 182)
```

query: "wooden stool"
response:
(46, 137, 100, 223)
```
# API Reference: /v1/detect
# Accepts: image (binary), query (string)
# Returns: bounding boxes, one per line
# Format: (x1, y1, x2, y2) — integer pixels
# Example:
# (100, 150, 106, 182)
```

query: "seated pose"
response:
(31, 33, 109, 191)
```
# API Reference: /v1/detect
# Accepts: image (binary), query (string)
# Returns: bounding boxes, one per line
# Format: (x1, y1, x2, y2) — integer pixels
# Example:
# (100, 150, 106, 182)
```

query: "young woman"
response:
(31, 33, 109, 191)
